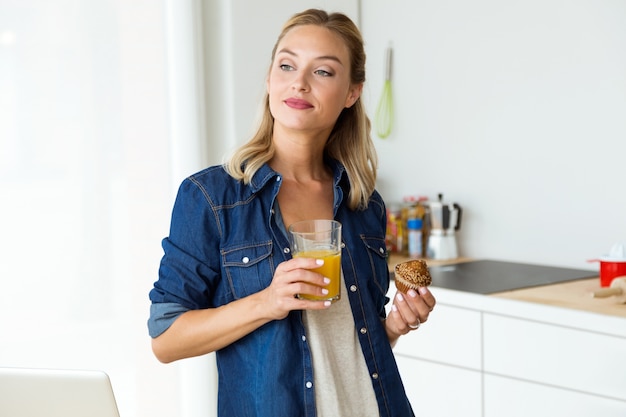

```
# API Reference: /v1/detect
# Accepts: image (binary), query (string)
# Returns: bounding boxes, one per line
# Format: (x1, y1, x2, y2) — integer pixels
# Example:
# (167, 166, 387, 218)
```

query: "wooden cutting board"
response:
(492, 278, 626, 318)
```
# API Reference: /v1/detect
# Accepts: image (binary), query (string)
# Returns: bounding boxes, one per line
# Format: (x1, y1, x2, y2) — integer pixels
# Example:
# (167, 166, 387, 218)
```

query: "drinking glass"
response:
(288, 219, 342, 302)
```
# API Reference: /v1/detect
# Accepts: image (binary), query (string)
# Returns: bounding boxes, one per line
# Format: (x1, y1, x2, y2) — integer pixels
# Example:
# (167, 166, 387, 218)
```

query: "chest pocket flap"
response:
(361, 235, 387, 261)
(222, 241, 274, 299)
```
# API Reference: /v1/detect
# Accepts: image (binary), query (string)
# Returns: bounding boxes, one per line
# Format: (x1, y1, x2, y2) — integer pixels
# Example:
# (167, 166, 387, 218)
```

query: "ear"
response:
(344, 83, 363, 108)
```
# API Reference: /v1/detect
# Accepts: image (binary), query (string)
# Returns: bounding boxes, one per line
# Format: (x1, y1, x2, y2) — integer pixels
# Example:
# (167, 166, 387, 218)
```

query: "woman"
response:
(148, 8, 436, 417)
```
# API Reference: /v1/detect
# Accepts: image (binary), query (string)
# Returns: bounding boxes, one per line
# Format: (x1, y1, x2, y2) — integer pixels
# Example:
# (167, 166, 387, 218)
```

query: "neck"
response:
(269, 129, 331, 182)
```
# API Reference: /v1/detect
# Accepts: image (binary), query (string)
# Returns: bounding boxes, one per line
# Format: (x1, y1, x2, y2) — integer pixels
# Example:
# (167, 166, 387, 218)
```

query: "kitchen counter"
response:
(388, 254, 625, 319)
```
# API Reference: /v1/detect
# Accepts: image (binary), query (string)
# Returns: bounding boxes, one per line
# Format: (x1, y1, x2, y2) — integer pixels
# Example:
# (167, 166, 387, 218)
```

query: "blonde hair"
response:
(225, 9, 377, 210)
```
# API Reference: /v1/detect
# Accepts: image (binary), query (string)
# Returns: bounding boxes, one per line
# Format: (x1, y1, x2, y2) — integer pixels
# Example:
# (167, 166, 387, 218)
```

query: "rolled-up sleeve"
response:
(148, 302, 190, 338)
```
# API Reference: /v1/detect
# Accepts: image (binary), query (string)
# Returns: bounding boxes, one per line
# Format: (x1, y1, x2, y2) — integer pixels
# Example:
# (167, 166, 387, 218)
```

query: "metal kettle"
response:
(424, 194, 462, 260)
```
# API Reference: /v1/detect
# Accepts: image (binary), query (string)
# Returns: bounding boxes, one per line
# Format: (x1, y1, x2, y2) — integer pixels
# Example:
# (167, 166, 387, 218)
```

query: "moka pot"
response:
(424, 194, 462, 260)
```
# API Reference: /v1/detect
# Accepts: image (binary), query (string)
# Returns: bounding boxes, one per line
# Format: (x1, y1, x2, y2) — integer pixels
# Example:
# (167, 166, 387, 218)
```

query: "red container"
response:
(598, 260, 626, 287)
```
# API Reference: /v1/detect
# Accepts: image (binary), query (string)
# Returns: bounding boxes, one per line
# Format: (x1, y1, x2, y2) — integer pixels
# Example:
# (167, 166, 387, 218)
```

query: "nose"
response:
(292, 71, 310, 92)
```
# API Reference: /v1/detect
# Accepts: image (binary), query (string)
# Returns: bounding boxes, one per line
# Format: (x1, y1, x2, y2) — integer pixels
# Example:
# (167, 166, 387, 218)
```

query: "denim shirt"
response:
(148, 159, 415, 417)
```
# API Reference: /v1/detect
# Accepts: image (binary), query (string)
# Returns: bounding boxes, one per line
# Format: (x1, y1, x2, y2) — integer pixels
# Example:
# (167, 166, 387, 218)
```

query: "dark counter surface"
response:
(389, 255, 596, 294)
(426, 259, 596, 294)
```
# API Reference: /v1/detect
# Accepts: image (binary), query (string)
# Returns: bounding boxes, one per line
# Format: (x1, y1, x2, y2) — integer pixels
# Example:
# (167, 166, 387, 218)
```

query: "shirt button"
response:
(276, 176, 281, 182)
(350, 285, 357, 292)
(379, 247, 385, 254)
(341, 242, 345, 248)
(372, 373, 379, 380)
(242, 257, 250, 264)
(301, 335, 306, 342)
(283, 247, 290, 254)
(306, 381, 313, 389)
(360, 327, 367, 334)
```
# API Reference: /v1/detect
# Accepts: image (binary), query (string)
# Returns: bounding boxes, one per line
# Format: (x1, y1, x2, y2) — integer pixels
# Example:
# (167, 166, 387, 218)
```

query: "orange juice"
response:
(293, 249, 341, 302)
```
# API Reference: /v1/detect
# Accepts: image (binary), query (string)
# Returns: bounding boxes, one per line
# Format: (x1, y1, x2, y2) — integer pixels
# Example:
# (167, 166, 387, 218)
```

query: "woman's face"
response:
(267, 24, 362, 137)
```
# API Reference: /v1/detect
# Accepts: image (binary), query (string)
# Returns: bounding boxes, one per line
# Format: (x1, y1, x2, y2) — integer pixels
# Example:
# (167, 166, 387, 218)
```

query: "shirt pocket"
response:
(222, 241, 274, 299)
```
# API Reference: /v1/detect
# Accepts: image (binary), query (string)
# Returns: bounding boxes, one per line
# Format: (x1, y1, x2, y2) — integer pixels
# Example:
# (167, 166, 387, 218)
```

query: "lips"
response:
(284, 98, 313, 109)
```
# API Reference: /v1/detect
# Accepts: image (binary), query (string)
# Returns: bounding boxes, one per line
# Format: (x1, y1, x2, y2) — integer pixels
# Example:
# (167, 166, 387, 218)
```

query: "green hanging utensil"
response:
(375, 46, 393, 139)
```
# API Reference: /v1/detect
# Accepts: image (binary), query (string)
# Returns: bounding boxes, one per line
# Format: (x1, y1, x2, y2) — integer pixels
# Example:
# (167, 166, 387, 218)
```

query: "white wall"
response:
(1, 1, 180, 416)
(360, 0, 626, 269)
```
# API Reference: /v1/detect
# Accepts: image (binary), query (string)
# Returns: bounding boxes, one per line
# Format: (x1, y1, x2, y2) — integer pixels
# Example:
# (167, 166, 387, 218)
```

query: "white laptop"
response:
(0, 367, 121, 417)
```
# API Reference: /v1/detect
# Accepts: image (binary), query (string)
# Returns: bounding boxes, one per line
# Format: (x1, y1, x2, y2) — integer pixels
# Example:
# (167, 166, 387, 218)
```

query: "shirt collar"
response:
(247, 157, 348, 194)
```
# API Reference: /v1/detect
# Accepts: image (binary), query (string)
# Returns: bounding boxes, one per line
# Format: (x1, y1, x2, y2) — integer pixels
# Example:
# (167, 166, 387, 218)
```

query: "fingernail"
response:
(396, 293, 404, 302)
(323, 277, 331, 284)
(321, 288, 329, 295)
(391, 304, 398, 312)
(316, 259, 324, 265)
(419, 287, 428, 295)
(323, 301, 331, 307)
(408, 289, 418, 298)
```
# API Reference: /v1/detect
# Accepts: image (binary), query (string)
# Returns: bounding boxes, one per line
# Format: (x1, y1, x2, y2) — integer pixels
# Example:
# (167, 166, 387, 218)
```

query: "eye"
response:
(279, 64, 294, 71)
(315, 69, 332, 77)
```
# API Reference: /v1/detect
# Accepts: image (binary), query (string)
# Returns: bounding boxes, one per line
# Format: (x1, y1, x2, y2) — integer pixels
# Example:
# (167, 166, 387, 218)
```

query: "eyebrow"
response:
(277, 48, 345, 66)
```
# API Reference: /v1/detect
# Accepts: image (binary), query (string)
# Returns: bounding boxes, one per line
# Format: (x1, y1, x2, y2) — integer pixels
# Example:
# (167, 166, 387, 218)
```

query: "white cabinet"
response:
(394, 304, 482, 370)
(391, 287, 626, 416)
(484, 375, 626, 417)
(392, 303, 482, 417)
(483, 313, 626, 403)
(396, 356, 482, 417)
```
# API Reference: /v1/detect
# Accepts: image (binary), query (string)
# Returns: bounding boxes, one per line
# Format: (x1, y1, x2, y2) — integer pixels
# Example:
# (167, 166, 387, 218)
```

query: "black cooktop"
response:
(423, 259, 597, 294)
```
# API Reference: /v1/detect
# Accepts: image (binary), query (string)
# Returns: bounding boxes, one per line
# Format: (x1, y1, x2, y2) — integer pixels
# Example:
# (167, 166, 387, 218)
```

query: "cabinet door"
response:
(484, 375, 626, 417)
(396, 356, 482, 417)
(483, 313, 626, 401)
(393, 303, 482, 370)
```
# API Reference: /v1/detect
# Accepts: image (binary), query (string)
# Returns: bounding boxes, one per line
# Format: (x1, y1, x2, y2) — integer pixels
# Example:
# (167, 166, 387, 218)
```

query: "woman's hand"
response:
(385, 287, 436, 343)
(259, 257, 333, 320)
